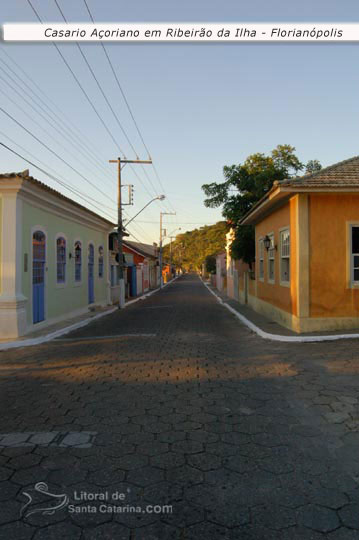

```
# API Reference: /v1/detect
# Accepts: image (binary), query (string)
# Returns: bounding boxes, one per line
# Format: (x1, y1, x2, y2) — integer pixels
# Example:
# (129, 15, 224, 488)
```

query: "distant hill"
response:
(163, 221, 227, 271)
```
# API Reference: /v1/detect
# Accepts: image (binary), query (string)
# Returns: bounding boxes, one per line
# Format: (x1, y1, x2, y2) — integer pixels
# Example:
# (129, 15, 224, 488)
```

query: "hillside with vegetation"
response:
(162, 221, 227, 271)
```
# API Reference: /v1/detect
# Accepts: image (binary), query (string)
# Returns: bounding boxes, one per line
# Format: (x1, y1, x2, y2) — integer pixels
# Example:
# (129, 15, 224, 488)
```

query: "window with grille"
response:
(75, 241, 82, 282)
(99, 246, 104, 278)
(259, 239, 264, 280)
(280, 229, 290, 283)
(56, 237, 66, 283)
(268, 234, 275, 282)
(351, 226, 359, 283)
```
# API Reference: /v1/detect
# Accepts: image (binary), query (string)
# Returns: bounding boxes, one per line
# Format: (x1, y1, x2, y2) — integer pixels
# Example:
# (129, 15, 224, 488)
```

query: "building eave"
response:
(240, 184, 359, 226)
(0, 173, 116, 231)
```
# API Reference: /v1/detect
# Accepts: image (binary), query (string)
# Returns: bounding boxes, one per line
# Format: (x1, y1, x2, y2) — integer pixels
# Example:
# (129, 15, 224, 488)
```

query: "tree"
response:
(205, 255, 216, 273)
(230, 225, 255, 265)
(305, 159, 322, 174)
(202, 145, 308, 264)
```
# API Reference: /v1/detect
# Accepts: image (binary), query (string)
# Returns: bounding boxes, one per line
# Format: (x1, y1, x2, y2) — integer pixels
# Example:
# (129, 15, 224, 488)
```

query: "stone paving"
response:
(1, 275, 359, 538)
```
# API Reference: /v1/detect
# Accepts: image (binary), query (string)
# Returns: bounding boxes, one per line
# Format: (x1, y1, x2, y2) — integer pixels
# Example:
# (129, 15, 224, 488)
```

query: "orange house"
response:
(240, 156, 359, 333)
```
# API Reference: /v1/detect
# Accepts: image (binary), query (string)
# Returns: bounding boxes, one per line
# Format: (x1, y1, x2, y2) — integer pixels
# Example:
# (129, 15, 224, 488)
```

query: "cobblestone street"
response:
(1, 274, 359, 539)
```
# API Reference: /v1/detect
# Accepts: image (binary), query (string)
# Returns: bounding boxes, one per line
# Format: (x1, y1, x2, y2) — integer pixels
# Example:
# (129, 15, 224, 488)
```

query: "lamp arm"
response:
(124, 198, 157, 227)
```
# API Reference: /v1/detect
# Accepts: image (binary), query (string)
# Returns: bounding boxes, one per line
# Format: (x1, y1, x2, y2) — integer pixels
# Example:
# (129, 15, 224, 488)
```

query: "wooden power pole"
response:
(109, 157, 152, 308)
(159, 211, 176, 288)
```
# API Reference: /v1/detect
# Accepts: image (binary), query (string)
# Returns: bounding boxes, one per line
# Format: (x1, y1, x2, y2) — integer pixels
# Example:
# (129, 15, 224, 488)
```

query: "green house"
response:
(0, 170, 114, 339)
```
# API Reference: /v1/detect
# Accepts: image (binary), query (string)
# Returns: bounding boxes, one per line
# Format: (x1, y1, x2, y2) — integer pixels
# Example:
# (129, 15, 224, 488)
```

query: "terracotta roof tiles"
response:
(280, 156, 359, 188)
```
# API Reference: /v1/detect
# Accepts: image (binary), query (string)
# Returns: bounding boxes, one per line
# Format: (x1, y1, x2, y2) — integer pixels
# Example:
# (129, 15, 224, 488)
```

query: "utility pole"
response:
(109, 157, 152, 308)
(169, 228, 181, 273)
(170, 237, 174, 267)
(159, 211, 176, 288)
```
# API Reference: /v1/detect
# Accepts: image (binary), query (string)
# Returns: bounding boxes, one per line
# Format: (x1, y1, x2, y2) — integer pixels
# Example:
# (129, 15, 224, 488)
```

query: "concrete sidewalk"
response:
(0, 280, 177, 350)
(206, 281, 359, 340)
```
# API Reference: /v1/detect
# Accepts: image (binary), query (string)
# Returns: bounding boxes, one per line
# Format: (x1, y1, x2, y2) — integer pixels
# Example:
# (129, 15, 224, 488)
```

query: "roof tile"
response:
(280, 156, 359, 187)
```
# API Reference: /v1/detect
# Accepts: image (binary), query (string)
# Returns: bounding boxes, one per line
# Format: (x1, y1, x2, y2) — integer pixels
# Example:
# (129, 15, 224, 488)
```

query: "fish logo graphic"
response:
(20, 482, 69, 518)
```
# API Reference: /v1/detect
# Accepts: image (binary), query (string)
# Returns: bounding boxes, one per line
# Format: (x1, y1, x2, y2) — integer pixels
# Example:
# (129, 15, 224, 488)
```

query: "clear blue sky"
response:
(1, 0, 359, 244)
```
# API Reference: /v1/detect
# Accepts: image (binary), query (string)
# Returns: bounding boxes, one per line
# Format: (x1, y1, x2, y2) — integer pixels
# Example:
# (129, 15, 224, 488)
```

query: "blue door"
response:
(32, 231, 46, 324)
(130, 265, 137, 297)
(88, 244, 95, 304)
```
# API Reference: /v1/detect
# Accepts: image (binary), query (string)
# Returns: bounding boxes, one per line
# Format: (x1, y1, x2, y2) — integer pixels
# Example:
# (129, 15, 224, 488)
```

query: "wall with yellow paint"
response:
(309, 193, 359, 318)
(255, 200, 297, 315)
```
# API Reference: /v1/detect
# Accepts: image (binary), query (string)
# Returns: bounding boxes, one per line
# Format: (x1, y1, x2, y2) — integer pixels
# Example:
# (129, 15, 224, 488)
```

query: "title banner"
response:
(2, 23, 358, 42)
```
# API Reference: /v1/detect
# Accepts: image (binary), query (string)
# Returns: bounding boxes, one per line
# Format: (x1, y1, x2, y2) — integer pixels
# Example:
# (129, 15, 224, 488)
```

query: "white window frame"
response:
(30, 225, 48, 324)
(98, 245, 104, 279)
(74, 239, 82, 286)
(258, 237, 264, 282)
(279, 227, 290, 287)
(267, 233, 275, 284)
(55, 233, 67, 288)
(349, 223, 359, 288)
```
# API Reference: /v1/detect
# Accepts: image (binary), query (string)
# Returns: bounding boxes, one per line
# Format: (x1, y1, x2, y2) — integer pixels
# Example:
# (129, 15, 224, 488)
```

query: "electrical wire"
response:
(0, 139, 156, 243)
(54, 0, 140, 159)
(0, 74, 117, 193)
(0, 106, 117, 207)
(53, 0, 163, 204)
(24, 0, 174, 235)
(81, 0, 176, 212)
(26, 0, 127, 158)
(0, 141, 117, 222)
(130, 220, 218, 225)
(27, 0, 159, 202)
(82, 0, 151, 159)
(0, 48, 117, 181)
(0, 130, 116, 214)
(0, 55, 117, 187)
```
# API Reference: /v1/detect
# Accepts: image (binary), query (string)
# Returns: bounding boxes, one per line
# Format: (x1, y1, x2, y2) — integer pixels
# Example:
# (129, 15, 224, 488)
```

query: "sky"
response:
(1, 0, 359, 245)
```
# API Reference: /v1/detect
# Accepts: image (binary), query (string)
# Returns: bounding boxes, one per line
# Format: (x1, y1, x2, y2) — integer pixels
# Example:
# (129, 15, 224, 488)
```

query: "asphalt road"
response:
(1, 274, 359, 539)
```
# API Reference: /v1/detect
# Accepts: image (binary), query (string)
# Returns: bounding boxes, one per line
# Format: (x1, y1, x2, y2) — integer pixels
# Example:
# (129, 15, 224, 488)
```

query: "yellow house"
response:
(240, 156, 359, 333)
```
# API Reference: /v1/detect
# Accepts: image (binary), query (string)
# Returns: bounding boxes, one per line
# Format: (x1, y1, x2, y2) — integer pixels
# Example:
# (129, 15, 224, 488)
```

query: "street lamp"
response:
(124, 195, 166, 228)
(263, 235, 271, 251)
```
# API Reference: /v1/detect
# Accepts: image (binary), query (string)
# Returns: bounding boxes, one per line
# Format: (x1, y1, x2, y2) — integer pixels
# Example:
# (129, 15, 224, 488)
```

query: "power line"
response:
(0, 73, 117, 194)
(0, 130, 116, 214)
(54, 0, 167, 207)
(25, 0, 174, 226)
(0, 106, 117, 207)
(27, 0, 159, 203)
(26, 0, 127, 158)
(1, 138, 155, 243)
(54, 0, 140, 159)
(130, 220, 219, 225)
(53, 0, 167, 209)
(0, 48, 118, 181)
(0, 141, 117, 222)
(82, 0, 151, 159)
(0, 55, 117, 188)
(81, 0, 175, 212)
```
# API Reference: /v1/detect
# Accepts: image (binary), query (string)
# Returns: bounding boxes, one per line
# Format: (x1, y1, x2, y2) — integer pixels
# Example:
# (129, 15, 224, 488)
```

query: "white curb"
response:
(0, 276, 179, 351)
(202, 280, 359, 343)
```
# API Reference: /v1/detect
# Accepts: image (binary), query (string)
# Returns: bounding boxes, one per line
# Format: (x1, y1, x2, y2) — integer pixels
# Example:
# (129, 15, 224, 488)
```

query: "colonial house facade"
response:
(225, 228, 254, 304)
(0, 171, 113, 339)
(108, 234, 159, 303)
(240, 156, 359, 333)
(215, 252, 226, 292)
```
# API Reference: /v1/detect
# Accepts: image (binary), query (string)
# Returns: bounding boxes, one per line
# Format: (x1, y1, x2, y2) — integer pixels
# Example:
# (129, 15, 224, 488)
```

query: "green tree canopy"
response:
(202, 145, 320, 265)
(305, 159, 322, 174)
